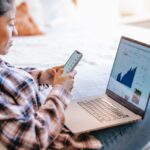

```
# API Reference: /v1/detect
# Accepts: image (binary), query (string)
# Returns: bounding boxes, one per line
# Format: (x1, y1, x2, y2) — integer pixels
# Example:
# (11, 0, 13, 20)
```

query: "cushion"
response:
(72, 0, 78, 6)
(41, 0, 76, 26)
(15, 0, 45, 36)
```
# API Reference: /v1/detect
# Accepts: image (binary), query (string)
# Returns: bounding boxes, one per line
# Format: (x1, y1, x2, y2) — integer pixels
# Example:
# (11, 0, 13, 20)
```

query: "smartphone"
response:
(63, 50, 83, 75)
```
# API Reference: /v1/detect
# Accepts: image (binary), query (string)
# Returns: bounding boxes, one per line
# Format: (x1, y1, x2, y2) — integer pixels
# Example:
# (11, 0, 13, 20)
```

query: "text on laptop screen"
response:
(107, 38, 150, 111)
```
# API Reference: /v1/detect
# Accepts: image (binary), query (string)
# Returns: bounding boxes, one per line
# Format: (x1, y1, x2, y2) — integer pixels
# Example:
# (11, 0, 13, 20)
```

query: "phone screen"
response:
(63, 50, 83, 74)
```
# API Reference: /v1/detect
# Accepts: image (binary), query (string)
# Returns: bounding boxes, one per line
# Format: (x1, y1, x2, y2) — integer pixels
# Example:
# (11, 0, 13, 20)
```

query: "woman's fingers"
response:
(47, 65, 64, 77)
(51, 69, 56, 76)
(57, 68, 64, 76)
(69, 70, 77, 78)
(52, 69, 76, 92)
(54, 65, 64, 71)
(47, 68, 55, 77)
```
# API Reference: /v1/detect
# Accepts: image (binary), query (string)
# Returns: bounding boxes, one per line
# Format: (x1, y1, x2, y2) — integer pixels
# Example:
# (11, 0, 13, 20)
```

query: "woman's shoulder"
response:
(0, 59, 33, 81)
(0, 58, 14, 68)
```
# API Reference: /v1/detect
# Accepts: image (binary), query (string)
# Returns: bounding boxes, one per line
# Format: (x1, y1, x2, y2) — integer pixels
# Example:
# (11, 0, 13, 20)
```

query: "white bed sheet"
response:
(1, 19, 150, 100)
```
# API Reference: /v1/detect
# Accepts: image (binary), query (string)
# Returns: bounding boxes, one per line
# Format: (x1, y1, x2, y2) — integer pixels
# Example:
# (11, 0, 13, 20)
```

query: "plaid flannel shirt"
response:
(0, 59, 102, 150)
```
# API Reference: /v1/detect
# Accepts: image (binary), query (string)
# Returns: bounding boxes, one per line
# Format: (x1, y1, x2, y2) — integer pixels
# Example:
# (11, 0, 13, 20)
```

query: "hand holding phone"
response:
(63, 50, 83, 75)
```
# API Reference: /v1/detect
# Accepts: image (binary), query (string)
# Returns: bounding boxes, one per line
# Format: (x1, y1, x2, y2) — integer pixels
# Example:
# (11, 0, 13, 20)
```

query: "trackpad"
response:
(64, 102, 100, 134)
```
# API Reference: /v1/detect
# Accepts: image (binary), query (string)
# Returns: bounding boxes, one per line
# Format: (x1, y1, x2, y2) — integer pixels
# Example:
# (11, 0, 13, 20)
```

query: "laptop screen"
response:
(107, 37, 150, 113)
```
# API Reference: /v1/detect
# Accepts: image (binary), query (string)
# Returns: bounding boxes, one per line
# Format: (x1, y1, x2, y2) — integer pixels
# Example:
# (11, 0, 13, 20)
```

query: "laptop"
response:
(64, 36, 150, 134)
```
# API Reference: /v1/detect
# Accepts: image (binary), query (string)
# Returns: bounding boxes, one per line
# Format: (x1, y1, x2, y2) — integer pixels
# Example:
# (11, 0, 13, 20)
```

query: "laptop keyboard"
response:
(78, 97, 129, 122)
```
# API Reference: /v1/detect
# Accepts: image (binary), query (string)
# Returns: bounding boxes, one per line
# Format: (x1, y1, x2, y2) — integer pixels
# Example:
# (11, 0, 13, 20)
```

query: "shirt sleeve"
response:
(19, 67, 42, 86)
(3, 61, 40, 85)
(19, 67, 53, 89)
(0, 85, 71, 150)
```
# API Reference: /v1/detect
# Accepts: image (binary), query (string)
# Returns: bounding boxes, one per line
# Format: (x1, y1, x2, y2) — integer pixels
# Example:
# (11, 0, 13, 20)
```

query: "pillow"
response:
(15, 0, 45, 36)
(72, 0, 77, 6)
(41, 0, 77, 26)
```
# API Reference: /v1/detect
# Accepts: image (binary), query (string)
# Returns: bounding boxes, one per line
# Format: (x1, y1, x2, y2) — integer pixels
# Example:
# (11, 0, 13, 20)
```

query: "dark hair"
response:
(0, 0, 14, 16)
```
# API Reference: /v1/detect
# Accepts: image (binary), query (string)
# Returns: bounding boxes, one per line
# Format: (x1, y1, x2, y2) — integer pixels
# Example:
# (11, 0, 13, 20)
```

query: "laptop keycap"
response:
(78, 98, 129, 122)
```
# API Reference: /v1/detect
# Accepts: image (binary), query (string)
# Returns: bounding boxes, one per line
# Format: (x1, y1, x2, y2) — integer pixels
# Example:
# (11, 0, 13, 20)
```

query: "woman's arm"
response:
(3, 60, 63, 86)
(0, 85, 71, 150)
(20, 65, 64, 86)
(0, 67, 76, 150)
(18, 67, 44, 85)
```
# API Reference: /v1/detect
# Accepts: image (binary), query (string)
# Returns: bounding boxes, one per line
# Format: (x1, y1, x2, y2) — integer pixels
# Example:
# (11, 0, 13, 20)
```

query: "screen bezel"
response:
(106, 36, 150, 119)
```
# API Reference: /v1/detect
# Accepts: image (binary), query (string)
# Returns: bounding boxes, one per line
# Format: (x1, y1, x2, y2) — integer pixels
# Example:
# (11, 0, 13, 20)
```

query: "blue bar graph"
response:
(116, 67, 137, 88)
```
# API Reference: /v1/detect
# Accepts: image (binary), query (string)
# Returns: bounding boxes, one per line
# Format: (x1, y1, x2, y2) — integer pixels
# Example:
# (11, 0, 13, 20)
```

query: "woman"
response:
(0, 0, 101, 149)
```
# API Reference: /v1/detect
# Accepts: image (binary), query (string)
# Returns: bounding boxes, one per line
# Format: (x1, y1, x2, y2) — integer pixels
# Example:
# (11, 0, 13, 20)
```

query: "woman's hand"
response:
(52, 69, 77, 92)
(40, 65, 64, 85)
